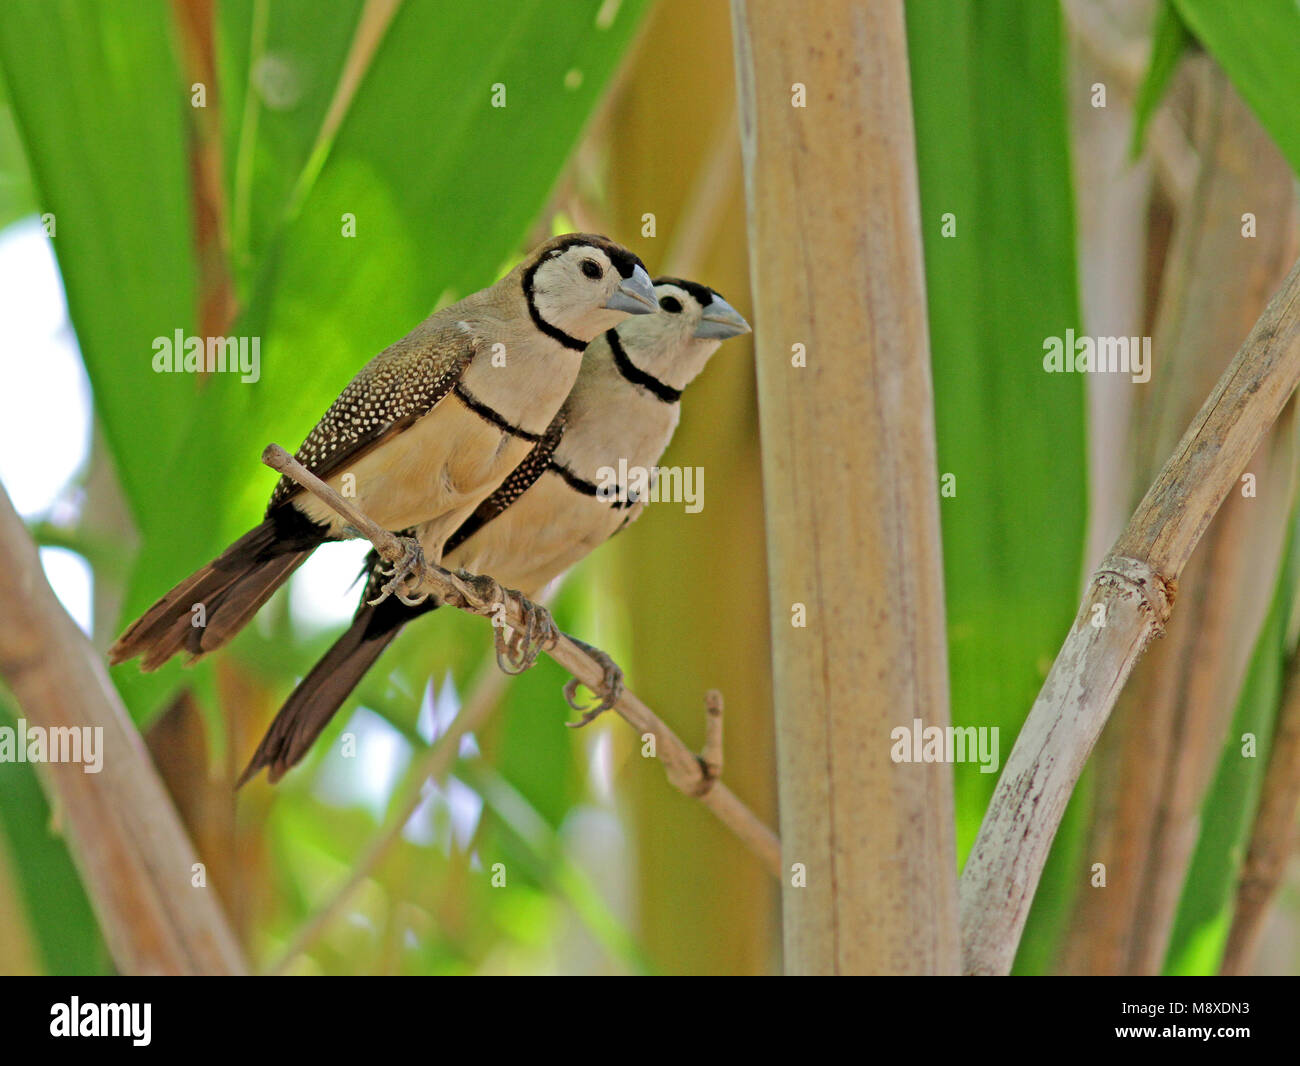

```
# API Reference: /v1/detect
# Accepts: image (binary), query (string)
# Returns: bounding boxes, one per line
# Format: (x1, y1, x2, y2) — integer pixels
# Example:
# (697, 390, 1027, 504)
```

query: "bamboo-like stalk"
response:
(962, 251, 1300, 976)
(0, 483, 247, 975)
(730, 0, 959, 974)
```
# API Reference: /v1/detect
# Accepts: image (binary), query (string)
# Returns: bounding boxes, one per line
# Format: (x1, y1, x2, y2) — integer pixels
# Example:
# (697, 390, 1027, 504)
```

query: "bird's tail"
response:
(108, 506, 327, 672)
(238, 560, 437, 786)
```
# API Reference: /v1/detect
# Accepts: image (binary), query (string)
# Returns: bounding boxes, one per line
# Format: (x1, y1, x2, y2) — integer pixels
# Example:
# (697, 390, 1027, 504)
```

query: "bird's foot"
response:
(369, 535, 430, 607)
(456, 573, 558, 676)
(563, 636, 625, 727)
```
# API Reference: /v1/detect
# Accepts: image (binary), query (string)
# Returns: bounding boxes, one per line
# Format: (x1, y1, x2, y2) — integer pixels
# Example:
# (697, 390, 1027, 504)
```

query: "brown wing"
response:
(266, 319, 479, 513)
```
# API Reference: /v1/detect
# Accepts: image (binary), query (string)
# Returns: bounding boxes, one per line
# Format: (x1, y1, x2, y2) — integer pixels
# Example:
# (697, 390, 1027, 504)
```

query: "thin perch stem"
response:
(261, 445, 782, 878)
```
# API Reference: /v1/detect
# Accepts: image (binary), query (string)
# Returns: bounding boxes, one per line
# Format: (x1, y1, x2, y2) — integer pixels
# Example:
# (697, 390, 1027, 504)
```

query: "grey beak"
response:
(694, 295, 751, 340)
(604, 264, 657, 315)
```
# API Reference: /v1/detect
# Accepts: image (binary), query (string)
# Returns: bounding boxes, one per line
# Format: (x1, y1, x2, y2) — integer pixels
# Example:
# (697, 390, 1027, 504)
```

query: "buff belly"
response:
(440, 470, 628, 597)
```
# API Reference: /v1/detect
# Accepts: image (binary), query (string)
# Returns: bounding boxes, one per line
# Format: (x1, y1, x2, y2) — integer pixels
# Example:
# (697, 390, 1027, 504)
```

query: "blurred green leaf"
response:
(0, 84, 35, 230)
(0, 1, 199, 529)
(0, 697, 108, 974)
(0, 0, 228, 719)
(1130, 2, 1190, 159)
(1172, 0, 1300, 175)
(462, 761, 652, 974)
(906, 0, 1088, 974)
(216, 0, 368, 289)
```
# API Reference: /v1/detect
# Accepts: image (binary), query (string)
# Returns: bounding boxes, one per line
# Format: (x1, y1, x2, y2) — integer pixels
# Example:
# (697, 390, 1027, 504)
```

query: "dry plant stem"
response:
(961, 252, 1300, 976)
(732, 0, 959, 974)
(1058, 14, 1154, 973)
(700, 690, 723, 780)
(261, 445, 781, 878)
(0, 483, 246, 975)
(1061, 67, 1299, 975)
(1220, 645, 1300, 974)
(1124, 77, 1298, 972)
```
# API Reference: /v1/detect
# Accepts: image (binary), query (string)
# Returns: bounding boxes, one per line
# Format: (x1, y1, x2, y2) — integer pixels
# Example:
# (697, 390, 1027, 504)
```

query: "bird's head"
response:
(523, 234, 656, 347)
(613, 277, 751, 393)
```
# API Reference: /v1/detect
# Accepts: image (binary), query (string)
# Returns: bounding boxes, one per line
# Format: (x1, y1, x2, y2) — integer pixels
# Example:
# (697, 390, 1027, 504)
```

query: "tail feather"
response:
(238, 593, 434, 786)
(186, 551, 310, 658)
(109, 507, 326, 671)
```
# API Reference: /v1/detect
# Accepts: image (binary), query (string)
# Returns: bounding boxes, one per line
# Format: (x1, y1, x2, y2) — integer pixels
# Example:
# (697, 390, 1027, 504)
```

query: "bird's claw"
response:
(490, 586, 558, 676)
(369, 535, 430, 607)
(452, 571, 620, 723)
(563, 636, 624, 727)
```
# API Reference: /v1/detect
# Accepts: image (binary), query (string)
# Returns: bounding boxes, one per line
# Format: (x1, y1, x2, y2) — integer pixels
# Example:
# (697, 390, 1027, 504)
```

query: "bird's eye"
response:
(580, 258, 603, 280)
(658, 295, 683, 313)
